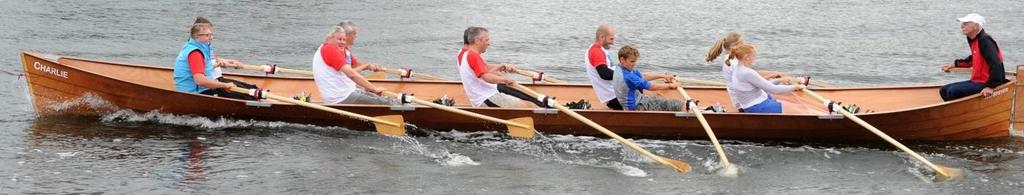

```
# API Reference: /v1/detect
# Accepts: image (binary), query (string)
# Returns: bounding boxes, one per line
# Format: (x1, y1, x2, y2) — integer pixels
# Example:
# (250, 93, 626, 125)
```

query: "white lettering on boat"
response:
(33, 62, 69, 79)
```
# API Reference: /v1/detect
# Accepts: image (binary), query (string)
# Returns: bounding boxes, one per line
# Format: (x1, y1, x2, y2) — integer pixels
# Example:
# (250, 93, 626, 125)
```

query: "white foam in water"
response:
(47, 92, 116, 112)
(607, 162, 647, 177)
(431, 131, 666, 177)
(99, 109, 335, 131)
(394, 136, 480, 166)
(56, 152, 78, 159)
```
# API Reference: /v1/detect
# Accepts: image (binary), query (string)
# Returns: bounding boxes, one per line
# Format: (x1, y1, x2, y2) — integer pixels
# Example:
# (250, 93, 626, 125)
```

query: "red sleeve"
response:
(320, 43, 346, 71)
(587, 45, 607, 67)
(467, 51, 489, 78)
(187, 50, 206, 75)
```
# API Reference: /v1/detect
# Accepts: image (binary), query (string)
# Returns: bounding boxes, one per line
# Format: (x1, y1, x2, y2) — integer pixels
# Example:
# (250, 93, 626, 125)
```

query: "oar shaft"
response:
(800, 88, 950, 177)
(676, 87, 731, 165)
(516, 70, 564, 83)
(512, 84, 674, 166)
(235, 63, 315, 76)
(381, 91, 529, 129)
(379, 68, 448, 81)
(676, 78, 726, 86)
(228, 87, 401, 127)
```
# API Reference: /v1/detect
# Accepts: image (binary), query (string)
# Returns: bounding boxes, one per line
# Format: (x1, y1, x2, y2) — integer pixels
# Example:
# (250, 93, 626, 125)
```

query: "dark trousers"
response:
(487, 84, 548, 108)
(939, 80, 986, 101)
(605, 98, 623, 110)
(199, 77, 259, 100)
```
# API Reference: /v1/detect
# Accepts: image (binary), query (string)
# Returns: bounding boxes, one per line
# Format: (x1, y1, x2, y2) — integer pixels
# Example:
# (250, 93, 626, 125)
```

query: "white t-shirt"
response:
(457, 47, 499, 107)
(584, 43, 617, 103)
(728, 64, 794, 109)
(312, 43, 357, 104)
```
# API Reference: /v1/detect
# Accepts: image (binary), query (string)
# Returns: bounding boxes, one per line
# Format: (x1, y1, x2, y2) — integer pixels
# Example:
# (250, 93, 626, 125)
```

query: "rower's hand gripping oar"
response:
(508, 83, 691, 173)
(226, 86, 407, 137)
(380, 91, 536, 138)
(671, 78, 739, 177)
(799, 87, 963, 181)
(514, 69, 565, 84)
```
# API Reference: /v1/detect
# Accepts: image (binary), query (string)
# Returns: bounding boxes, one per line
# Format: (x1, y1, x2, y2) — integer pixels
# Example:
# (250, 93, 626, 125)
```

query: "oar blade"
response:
(660, 156, 692, 173)
(366, 72, 387, 80)
(506, 117, 535, 139)
(373, 115, 406, 137)
(933, 165, 964, 182)
(716, 163, 740, 178)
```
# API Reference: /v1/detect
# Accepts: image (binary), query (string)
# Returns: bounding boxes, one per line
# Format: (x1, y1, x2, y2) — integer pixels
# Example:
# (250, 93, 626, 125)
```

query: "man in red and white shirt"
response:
(457, 27, 547, 108)
(584, 24, 622, 110)
(337, 21, 383, 73)
(312, 26, 392, 105)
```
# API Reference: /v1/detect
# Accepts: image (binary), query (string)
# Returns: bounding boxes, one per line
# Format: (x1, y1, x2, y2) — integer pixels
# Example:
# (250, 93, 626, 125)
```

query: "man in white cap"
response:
(939, 13, 1008, 101)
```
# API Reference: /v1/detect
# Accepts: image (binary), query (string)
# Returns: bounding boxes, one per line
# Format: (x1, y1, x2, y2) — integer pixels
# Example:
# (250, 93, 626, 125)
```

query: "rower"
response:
(725, 44, 804, 113)
(172, 16, 260, 100)
(939, 13, 1009, 101)
(312, 25, 393, 105)
(583, 24, 623, 110)
(457, 27, 548, 108)
(705, 32, 792, 109)
(612, 45, 682, 111)
(336, 21, 384, 73)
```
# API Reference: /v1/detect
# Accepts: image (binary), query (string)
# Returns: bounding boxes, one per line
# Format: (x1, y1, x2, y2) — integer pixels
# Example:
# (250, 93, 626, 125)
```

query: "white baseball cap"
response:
(958, 13, 985, 27)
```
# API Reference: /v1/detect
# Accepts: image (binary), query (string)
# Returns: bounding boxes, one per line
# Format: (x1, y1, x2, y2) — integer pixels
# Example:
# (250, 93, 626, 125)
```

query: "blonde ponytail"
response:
(705, 38, 726, 62)
(705, 32, 743, 63)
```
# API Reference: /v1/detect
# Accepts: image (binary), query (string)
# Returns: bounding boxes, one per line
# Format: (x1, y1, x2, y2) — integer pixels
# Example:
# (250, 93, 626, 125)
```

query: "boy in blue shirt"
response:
(612, 45, 682, 111)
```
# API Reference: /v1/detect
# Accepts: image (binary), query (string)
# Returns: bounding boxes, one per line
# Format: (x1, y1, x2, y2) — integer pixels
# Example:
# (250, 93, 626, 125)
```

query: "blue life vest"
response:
(173, 38, 216, 93)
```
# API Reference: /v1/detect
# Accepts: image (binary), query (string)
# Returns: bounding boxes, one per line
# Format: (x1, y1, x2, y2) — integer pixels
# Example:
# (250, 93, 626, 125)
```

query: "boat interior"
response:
(50, 53, 1001, 115)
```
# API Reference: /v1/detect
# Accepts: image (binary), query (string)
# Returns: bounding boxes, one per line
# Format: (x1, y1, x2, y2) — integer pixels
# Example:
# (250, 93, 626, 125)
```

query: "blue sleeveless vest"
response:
(173, 38, 216, 93)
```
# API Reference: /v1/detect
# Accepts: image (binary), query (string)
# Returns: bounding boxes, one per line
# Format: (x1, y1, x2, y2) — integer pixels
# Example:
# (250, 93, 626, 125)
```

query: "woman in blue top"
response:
(611, 45, 681, 111)
(172, 17, 258, 100)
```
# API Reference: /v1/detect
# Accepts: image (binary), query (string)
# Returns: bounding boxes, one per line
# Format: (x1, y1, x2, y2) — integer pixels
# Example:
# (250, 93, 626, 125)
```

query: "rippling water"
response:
(3, 0, 1024, 194)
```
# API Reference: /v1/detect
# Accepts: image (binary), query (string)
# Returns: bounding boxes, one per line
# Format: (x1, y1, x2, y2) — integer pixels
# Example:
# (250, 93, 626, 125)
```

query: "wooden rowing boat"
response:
(21, 52, 1024, 141)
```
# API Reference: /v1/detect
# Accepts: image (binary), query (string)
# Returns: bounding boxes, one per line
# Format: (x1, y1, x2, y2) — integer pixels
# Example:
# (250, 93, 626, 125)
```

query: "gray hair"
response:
(325, 26, 346, 40)
(337, 20, 357, 34)
(463, 26, 488, 45)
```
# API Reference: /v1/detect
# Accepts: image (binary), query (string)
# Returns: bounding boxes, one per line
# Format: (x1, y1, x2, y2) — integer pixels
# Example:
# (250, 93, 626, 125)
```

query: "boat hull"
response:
(21, 52, 1019, 141)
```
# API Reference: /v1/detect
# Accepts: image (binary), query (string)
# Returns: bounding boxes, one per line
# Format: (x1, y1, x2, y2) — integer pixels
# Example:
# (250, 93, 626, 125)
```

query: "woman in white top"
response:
(725, 44, 804, 113)
(705, 32, 791, 110)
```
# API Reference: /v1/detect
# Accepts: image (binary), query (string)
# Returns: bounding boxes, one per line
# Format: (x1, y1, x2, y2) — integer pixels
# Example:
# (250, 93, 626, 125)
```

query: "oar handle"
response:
(509, 83, 689, 172)
(800, 88, 952, 178)
(515, 70, 564, 84)
(380, 91, 530, 129)
(226, 86, 401, 127)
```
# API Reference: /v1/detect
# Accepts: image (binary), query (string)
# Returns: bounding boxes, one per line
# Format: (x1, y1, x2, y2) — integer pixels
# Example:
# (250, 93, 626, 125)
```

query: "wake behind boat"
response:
(20, 52, 1024, 142)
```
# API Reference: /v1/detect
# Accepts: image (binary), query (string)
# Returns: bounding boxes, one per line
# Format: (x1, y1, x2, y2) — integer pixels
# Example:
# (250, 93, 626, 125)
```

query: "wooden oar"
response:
(672, 79, 738, 177)
(515, 69, 565, 84)
(949, 67, 1015, 76)
(226, 86, 406, 137)
(800, 88, 962, 181)
(675, 77, 727, 86)
(232, 63, 314, 75)
(375, 67, 448, 81)
(380, 91, 535, 138)
(230, 62, 449, 81)
(509, 83, 691, 173)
